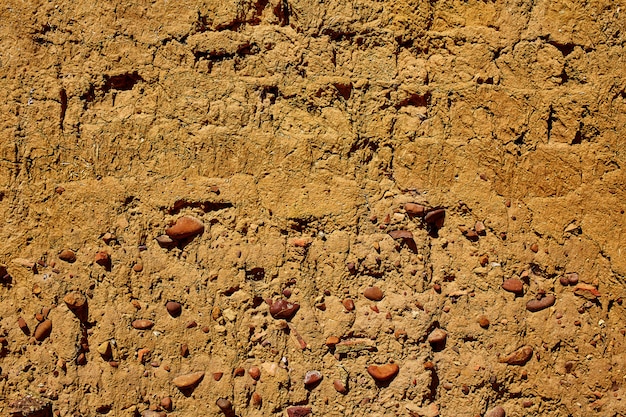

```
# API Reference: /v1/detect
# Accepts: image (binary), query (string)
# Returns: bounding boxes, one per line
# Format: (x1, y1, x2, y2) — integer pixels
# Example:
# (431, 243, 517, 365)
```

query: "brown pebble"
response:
(342, 298, 355, 311)
(326, 336, 340, 347)
(427, 328, 447, 345)
(155, 234, 175, 248)
(333, 379, 348, 394)
(478, 315, 490, 328)
(216, 398, 233, 414)
(287, 406, 312, 417)
(304, 370, 322, 387)
(559, 276, 570, 286)
(485, 405, 506, 417)
(213, 372, 223, 381)
(363, 286, 384, 301)
(172, 371, 204, 389)
(433, 283, 441, 293)
(502, 278, 523, 294)
(424, 208, 445, 228)
(76, 352, 86, 365)
(166, 216, 205, 240)
(370, 305, 379, 313)
(405, 203, 426, 216)
(132, 319, 154, 330)
(165, 301, 182, 317)
(526, 295, 556, 312)
(109, 361, 119, 367)
(499, 345, 533, 365)
(522, 400, 533, 408)
(567, 272, 579, 285)
(388, 230, 414, 240)
(367, 363, 399, 382)
(55, 186, 65, 194)
(475, 221, 486, 235)
(252, 392, 262, 406)
(186, 320, 197, 328)
(58, 249, 77, 263)
(94, 251, 111, 270)
(346, 262, 357, 274)
(249, 366, 261, 380)
(530, 243, 539, 253)
(64, 292, 88, 321)
(132, 262, 143, 272)
(234, 367, 245, 377)
(35, 312, 43, 322)
(33, 319, 51, 341)
(479, 254, 489, 266)
(212, 306, 221, 320)
(269, 299, 300, 319)
(138, 348, 151, 363)
(160, 397, 173, 411)
(180, 344, 189, 357)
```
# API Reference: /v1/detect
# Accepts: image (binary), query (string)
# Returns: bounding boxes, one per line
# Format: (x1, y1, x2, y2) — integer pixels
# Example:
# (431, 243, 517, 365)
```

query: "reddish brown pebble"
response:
(370, 305, 379, 313)
(363, 286, 384, 301)
(213, 372, 223, 381)
(478, 315, 490, 328)
(567, 272, 579, 285)
(287, 406, 312, 417)
(58, 249, 76, 263)
(342, 299, 355, 311)
(388, 230, 414, 240)
(522, 400, 533, 408)
(502, 278, 524, 294)
(282, 288, 292, 298)
(405, 203, 426, 216)
(367, 363, 399, 382)
(485, 405, 506, 417)
(55, 186, 65, 194)
(109, 361, 119, 367)
(479, 254, 489, 266)
(18, 317, 30, 334)
(216, 398, 233, 414)
(252, 392, 262, 406)
(172, 371, 204, 389)
(165, 301, 182, 317)
(94, 251, 110, 268)
(326, 336, 340, 347)
(530, 243, 539, 253)
(234, 367, 245, 377)
(132, 263, 143, 272)
(76, 352, 87, 365)
(304, 370, 322, 387)
(132, 319, 154, 330)
(186, 320, 197, 328)
(269, 299, 300, 319)
(559, 276, 570, 286)
(333, 379, 348, 394)
(424, 361, 435, 370)
(181, 344, 189, 357)
(499, 345, 533, 365)
(427, 328, 447, 345)
(33, 320, 52, 341)
(201, 326, 210, 333)
(165, 216, 205, 240)
(433, 283, 441, 293)
(424, 208, 445, 228)
(526, 295, 556, 312)
(249, 366, 261, 380)
(160, 397, 172, 411)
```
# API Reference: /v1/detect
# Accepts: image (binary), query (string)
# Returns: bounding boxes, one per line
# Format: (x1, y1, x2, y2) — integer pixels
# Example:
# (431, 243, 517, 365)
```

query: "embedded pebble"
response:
(530, 243, 539, 253)
(94, 251, 111, 269)
(64, 291, 87, 316)
(287, 406, 312, 417)
(424, 208, 445, 227)
(499, 345, 533, 365)
(363, 286, 384, 301)
(132, 319, 154, 330)
(304, 370, 323, 387)
(172, 371, 204, 389)
(333, 379, 348, 394)
(478, 315, 490, 328)
(566, 272, 579, 285)
(526, 295, 556, 312)
(34, 320, 52, 341)
(269, 299, 300, 319)
(216, 398, 233, 415)
(502, 278, 523, 294)
(252, 392, 262, 406)
(166, 216, 205, 240)
(18, 317, 30, 334)
(427, 328, 447, 345)
(485, 405, 506, 417)
(132, 262, 143, 272)
(249, 366, 261, 380)
(405, 203, 426, 216)
(326, 336, 340, 346)
(367, 363, 399, 382)
(165, 301, 182, 317)
(97, 341, 111, 357)
(58, 249, 76, 263)
(475, 221, 486, 235)
(342, 298, 355, 311)
(155, 235, 175, 248)
(388, 230, 413, 240)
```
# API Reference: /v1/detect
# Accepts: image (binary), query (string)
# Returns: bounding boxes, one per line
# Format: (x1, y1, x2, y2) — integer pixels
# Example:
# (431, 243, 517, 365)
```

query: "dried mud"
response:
(1, 0, 626, 416)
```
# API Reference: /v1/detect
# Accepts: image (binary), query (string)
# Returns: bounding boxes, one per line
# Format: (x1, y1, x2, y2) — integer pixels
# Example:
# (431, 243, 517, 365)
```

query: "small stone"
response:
(363, 286, 384, 301)
(333, 379, 348, 394)
(342, 298, 355, 311)
(180, 344, 189, 357)
(212, 306, 221, 320)
(287, 406, 312, 417)
(530, 243, 539, 253)
(166, 216, 205, 241)
(424, 208, 445, 228)
(325, 336, 340, 347)
(64, 291, 88, 321)
(34, 320, 52, 341)
(132, 262, 143, 272)
(475, 221, 486, 235)
(76, 352, 87, 365)
(559, 276, 569, 286)
(172, 371, 204, 389)
(58, 249, 76, 263)
(526, 295, 556, 312)
(405, 203, 426, 216)
(567, 272, 579, 285)
(269, 299, 300, 319)
(249, 366, 261, 380)
(216, 398, 233, 415)
(155, 234, 176, 248)
(213, 372, 223, 381)
(502, 278, 523, 294)
(94, 251, 111, 269)
(233, 367, 245, 377)
(522, 400, 533, 408)
(478, 315, 490, 328)
(165, 301, 182, 317)
(479, 254, 489, 266)
(499, 345, 533, 365)
(252, 392, 262, 406)
(97, 341, 112, 357)
(388, 230, 413, 240)
(138, 348, 151, 363)
(485, 405, 506, 417)
(367, 363, 399, 383)
(304, 370, 323, 387)
(433, 283, 441, 293)
(428, 328, 447, 346)
(102, 232, 116, 244)
(132, 319, 154, 330)
(18, 317, 30, 335)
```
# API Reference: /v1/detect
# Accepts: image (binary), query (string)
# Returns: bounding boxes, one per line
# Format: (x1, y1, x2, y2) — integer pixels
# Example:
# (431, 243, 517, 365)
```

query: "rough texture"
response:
(1, 0, 625, 416)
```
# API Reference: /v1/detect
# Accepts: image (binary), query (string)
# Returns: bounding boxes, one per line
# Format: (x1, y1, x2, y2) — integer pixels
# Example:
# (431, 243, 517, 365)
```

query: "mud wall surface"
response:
(1, 0, 626, 416)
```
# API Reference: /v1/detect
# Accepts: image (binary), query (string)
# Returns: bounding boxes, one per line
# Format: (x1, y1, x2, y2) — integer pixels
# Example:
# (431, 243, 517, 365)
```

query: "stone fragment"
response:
(165, 301, 182, 317)
(102, 232, 116, 244)
(269, 299, 300, 319)
(326, 336, 340, 347)
(485, 406, 506, 417)
(132, 319, 154, 330)
(424, 208, 445, 228)
(566, 272, 579, 285)
(367, 363, 399, 382)
(155, 234, 176, 248)
(213, 372, 223, 381)
(475, 221, 486, 235)
(97, 341, 112, 357)
(530, 243, 539, 253)
(342, 298, 355, 311)
(304, 370, 322, 387)
(172, 371, 204, 389)
(64, 291, 88, 321)
(94, 251, 111, 270)
(287, 406, 311, 417)
(388, 230, 413, 240)
(478, 315, 490, 328)
(427, 328, 447, 346)
(499, 345, 533, 365)
(18, 317, 30, 335)
(573, 283, 600, 299)
(363, 286, 384, 301)
(405, 203, 426, 216)
(58, 249, 76, 263)
(252, 392, 262, 406)
(333, 379, 348, 394)
(479, 254, 489, 266)
(526, 295, 556, 312)
(132, 262, 143, 272)
(502, 278, 523, 294)
(34, 320, 52, 341)
(165, 216, 205, 240)
(216, 398, 234, 416)
(249, 366, 261, 380)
